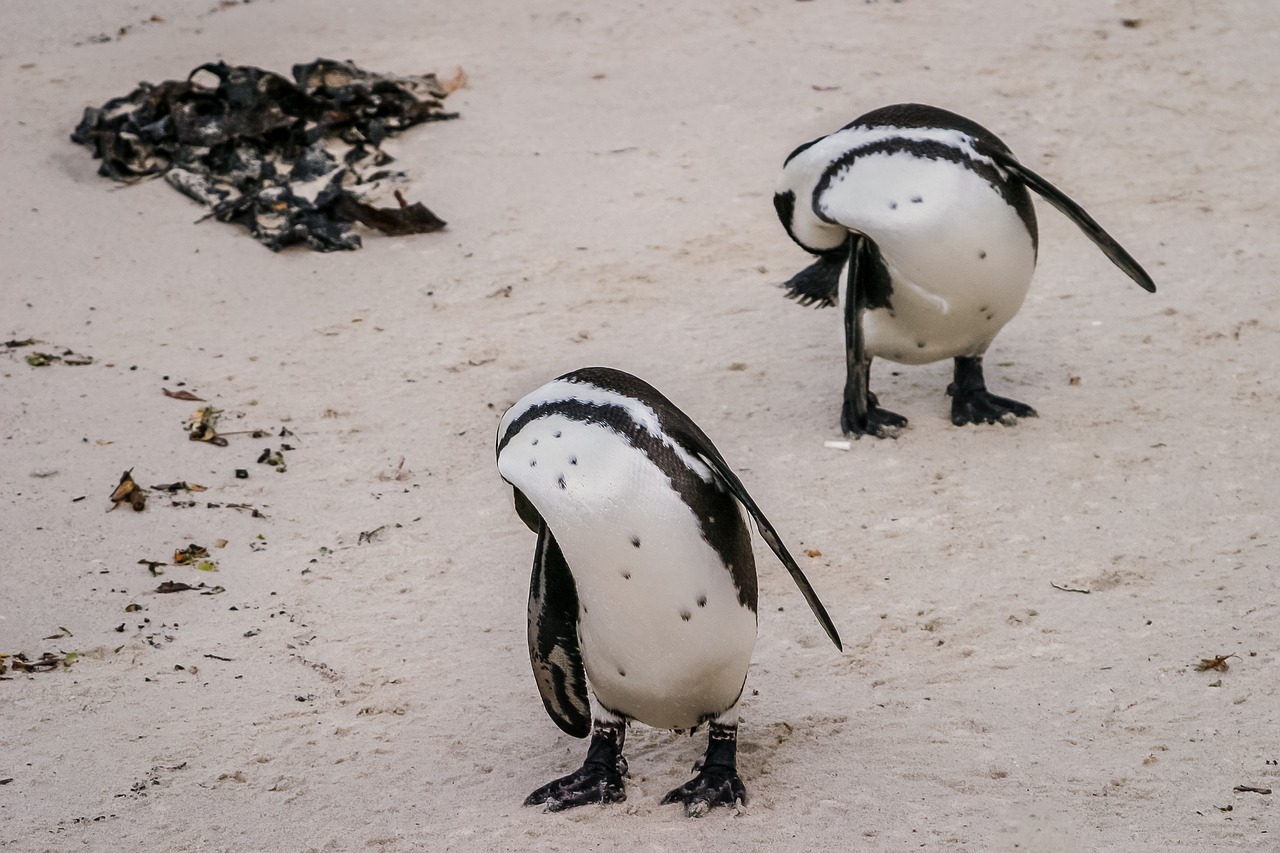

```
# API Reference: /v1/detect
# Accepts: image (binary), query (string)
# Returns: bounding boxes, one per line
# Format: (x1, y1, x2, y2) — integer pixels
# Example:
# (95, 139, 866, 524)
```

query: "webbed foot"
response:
(948, 356, 1037, 427)
(661, 721, 746, 817)
(948, 387, 1037, 426)
(841, 391, 908, 439)
(525, 721, 627, 811)
(661, 764, 746, 817)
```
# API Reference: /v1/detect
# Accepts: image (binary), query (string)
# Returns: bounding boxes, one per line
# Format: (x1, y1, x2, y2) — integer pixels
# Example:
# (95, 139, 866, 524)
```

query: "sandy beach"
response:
(2, 1, 1277, 850)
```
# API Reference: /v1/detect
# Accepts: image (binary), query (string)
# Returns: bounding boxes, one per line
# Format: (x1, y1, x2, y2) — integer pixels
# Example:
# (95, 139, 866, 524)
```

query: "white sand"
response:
(2, 1, 1277, 850)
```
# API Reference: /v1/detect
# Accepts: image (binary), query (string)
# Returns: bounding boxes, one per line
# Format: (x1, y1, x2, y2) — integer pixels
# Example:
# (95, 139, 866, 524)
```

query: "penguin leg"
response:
(662, 714, 747, 817)
(841, 360, 909, 439)
(524, 713, 628, 811)
(841, 236, 906, 438)
(947, 356, 1038, 426)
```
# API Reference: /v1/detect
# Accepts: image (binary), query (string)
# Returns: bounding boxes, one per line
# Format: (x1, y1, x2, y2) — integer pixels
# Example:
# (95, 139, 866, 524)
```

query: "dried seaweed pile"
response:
(71, 58, 458, 251)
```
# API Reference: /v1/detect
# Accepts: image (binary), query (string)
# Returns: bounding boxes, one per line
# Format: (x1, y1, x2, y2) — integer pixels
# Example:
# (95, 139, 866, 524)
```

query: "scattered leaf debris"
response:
(6, 651, 78, 673)
(172, 544, 211, 565)
(138, 559, 167, 576)
(163, 387, 205, 401)
(1195, 654, 1238, 672)
(804, 548, 822, 558)
(4, 338, 40, 348)
(187, 406, 228, 446)
(1234, 785, 1272, 795)
(257, 447, 287, 472)
(377, 457, 410, 482)
(108, 469, 148, 512)
(151, 481, 208, 493)
(25, 349, 94, 367)
(156, 579, 224, 595)
(71, 58, 458, 251)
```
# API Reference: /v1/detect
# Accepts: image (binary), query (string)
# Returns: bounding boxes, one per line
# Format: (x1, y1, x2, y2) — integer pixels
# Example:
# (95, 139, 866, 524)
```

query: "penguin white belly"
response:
(497, 413, 758, 731)
(823, 153, 1038, 365)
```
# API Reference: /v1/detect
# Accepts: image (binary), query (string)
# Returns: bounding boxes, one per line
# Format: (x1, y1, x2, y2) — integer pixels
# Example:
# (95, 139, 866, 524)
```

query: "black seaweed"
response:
(71, 58, 457, 251)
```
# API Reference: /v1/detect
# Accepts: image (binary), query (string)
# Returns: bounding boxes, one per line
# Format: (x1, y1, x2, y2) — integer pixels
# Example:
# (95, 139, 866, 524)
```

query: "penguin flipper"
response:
(780, 247, 846, 308)
(983, 147, 1156, 293)
(712, 458, 842, 651)
(528, 520, 591, 738)
(665, 418, 843, 651)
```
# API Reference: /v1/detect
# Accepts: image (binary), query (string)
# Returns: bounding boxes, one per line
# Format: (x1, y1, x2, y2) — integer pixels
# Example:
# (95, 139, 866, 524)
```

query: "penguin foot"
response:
(947, 356, 1038, 427)
(524, 755, 628, 811)
(947, 386, 1037, 427)
(661, 765, 746, 817)
(841, 393, 908, 439)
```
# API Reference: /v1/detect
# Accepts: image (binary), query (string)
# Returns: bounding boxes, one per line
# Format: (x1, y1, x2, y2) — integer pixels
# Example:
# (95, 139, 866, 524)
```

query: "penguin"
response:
(496, 366, 842, 815)
(774, 102, 1156, 438)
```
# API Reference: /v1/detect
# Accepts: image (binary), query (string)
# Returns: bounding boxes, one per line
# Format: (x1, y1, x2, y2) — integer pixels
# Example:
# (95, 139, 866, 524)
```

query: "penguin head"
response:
(775, 136, 849, 256)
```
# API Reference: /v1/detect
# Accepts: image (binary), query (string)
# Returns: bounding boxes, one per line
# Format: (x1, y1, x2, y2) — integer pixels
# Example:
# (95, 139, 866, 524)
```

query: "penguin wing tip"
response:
(557, 716, 592, 739)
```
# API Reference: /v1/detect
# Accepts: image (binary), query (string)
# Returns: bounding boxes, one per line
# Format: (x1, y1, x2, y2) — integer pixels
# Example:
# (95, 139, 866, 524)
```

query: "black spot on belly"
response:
(888, 201, 898, 210)
(986, 313, 995, 321)
(629, 535, 640, 548)
(618, 668, 626, 677)
(697, 595, 707, 608)
(553, 430, 562, 438)
(916, 341, 926, 349)
(529, 459, 537, 467)
(680, 610, 691, 622)
(569, 456, 577, 465)
(978, 305, 989, 313)
(911, 195, 923, 204)
(557, 475, 566, 489)
(621, 571, 631, 580)
(978, 250, 988, 260)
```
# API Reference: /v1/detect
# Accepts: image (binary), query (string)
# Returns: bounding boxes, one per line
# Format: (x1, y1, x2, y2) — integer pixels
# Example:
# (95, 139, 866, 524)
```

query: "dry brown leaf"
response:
(108, 468, 147, 512)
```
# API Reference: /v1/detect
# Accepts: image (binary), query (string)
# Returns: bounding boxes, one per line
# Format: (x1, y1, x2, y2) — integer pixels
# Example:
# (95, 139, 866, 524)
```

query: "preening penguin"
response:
(774, 102, 1156, 438)
(496, 366, 841, 815)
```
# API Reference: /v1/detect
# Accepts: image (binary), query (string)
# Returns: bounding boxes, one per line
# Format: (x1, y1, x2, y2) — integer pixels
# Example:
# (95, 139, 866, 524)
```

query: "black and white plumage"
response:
(496, 366, 841, 815)
(774, 102, 1156, 438)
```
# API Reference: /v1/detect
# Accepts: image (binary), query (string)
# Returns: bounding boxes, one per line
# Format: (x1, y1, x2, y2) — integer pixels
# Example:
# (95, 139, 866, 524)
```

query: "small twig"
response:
(1234, 785, 1271, 795)
(1050, 581, 1091, 594)
(203, 654, 233, 662)
(1195, 654, 1239, 672)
